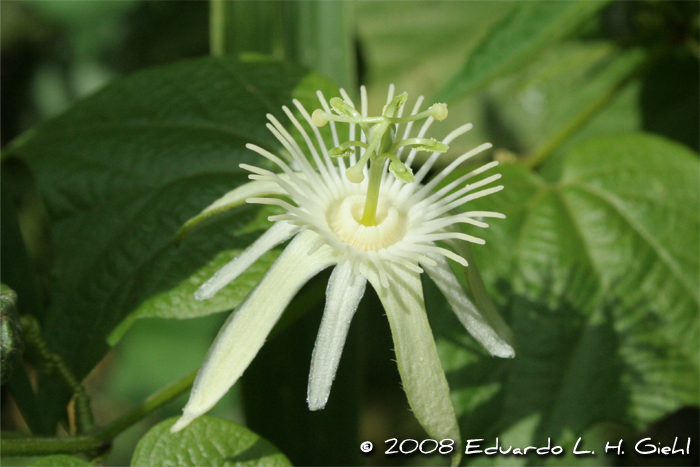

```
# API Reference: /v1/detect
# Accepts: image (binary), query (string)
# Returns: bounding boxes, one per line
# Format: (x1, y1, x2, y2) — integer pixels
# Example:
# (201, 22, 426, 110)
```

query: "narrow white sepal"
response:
(365, 263, 461, 461)
(172, 231, 338, 433)
(199, 179, 286, 217)
(195, 221, 299, 300)
(307, 261, 367, 410)
(422, 252, 514, 358)
(177, 179, 288, 240)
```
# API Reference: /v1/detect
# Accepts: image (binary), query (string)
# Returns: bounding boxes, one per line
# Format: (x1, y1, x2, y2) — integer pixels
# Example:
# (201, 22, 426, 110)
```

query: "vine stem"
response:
(3, 369, 197, 457)
(522, 47, 662, 171)
(20, 316, 94, 434)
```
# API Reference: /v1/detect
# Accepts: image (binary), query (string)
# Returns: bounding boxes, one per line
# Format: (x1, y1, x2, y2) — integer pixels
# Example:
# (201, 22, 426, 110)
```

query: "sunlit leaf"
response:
(131, 416, 291, 467)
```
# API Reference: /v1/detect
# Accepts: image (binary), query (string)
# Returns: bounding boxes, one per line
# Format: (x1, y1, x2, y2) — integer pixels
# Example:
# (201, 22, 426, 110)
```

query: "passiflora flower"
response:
(171, 86, 514, 452)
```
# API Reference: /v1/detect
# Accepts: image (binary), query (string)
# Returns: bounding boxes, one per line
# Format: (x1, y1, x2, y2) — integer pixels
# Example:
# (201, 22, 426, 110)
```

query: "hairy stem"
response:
(20, 316, 94, 434)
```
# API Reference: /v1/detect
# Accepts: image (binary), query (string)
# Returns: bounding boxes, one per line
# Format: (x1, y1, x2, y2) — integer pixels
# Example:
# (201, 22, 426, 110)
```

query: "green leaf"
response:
(436, 0, 611, 102)
(431, 133, 698, 454)
(4, 56, 338, 427)
(131, 416, 291, 467)
(29, 455, 91, 467)
(108, 247, 280, 345)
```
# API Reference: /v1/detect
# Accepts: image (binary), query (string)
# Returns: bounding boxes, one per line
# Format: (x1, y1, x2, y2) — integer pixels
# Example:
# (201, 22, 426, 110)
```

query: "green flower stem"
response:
(98, 368, 197, 441)
(209, 0, 226, 57)
(2, 434, 98, 458)
(360, 156, 386, 226)
(523, 48, 659, 171)
(2, 369, 197, 457)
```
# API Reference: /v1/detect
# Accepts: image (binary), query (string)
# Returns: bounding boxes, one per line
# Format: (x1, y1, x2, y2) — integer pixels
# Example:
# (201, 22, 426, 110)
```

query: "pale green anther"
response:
(391, 137, 449, 154)
(329, 147, 353, 158)
(328, 147, 355, 158)
(385, 152, 415, 183)
(389, 160, 414, 183)
(329, 97, 361, 119)
(382, 92, 408, 118)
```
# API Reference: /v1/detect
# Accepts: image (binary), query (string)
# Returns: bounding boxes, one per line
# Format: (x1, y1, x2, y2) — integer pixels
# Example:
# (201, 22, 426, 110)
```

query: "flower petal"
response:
(176, 179, 287, 241)
(365, 263, 461, 462)
(307, 260, 367, 410)
(172, 230, 338, 432)
(195, 221, 299, 300)
(422, 252, 514, 358)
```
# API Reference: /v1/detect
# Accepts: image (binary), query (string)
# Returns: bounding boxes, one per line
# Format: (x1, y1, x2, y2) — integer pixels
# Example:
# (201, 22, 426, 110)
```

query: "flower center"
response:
(327, 195, 407, 251)
(313, 93, 449, 227)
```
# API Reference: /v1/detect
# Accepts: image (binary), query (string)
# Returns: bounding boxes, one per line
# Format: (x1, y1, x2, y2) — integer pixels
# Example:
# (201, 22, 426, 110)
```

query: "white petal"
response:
(307, 261, 367, 410)
(365, 263, 461, 453)
(195, 221, 299, 300)
(172, 230, 338, 432)
(422, 252, 514, 358)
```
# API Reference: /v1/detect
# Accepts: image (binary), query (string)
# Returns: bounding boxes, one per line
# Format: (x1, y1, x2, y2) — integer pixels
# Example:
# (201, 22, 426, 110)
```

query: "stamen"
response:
(387, 103, 447, 124)
(412, 123, 473, 185)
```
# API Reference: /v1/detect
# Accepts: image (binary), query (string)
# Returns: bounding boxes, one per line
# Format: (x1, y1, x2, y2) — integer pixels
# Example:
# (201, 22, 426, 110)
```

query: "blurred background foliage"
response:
(1, 1, 698, 466)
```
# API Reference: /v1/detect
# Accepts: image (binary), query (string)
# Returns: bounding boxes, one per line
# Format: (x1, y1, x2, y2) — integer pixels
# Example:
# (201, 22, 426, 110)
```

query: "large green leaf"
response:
(436, 0, 611, 103)
(429, 133, 698, 463)
(131, 416, 291, 467)
(4, 56, 337, 427)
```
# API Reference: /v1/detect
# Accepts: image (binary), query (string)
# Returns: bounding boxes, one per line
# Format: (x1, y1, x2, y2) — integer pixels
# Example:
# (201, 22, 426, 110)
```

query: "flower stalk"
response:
(2, 369, 197, 457)
(360, 154, 386, 225)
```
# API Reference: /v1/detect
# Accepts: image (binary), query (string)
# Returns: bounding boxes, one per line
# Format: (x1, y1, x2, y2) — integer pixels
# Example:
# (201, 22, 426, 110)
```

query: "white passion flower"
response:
(171, 86, 515, 446)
